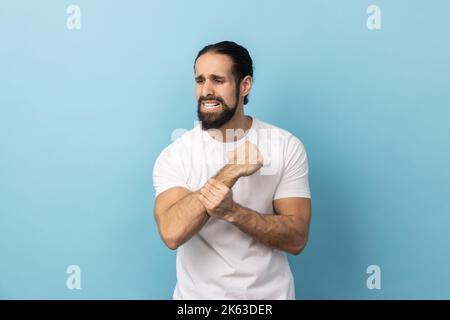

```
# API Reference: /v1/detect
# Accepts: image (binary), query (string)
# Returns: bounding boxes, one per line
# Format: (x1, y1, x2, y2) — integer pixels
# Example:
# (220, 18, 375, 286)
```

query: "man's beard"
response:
(197, 88, 240, 130)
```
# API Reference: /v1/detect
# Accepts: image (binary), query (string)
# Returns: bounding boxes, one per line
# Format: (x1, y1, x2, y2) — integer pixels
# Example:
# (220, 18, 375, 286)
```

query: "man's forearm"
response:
(224, 203, 308, 255)
(162, 164, 242, 248)
(214, 164, 241, 188)
(160, 189, 209, 249)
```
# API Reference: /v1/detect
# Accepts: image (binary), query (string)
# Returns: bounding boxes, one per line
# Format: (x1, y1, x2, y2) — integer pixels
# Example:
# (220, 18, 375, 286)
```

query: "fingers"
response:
(200, 184, 219, 203)
(207, 178, 228, 193)
(227, 150, 234, 163)
(198, 192, 213, 209)
(248, 142, 263, 164)
(228, 141, 262, 165)
(199, 179, 231, 210)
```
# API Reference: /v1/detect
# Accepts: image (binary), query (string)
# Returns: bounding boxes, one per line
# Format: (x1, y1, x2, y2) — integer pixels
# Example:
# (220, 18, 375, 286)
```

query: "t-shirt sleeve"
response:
(152, 143, 190, 198)
(273, 136, 311, 200)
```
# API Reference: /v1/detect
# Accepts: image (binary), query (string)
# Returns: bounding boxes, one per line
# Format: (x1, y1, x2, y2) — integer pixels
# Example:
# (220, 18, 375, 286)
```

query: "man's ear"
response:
(240, 75, 253, 98)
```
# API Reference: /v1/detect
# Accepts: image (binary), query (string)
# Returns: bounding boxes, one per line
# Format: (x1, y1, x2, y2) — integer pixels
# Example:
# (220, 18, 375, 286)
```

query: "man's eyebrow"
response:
(211, 74, 226, 80)
(195, 74, 226, 80)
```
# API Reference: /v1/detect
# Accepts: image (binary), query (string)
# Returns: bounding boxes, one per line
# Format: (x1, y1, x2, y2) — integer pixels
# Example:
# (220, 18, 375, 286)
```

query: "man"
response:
(153, 41, 312, 299)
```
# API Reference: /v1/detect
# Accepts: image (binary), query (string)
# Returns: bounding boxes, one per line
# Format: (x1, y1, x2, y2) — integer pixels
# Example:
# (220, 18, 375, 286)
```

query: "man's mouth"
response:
(201, 100, 222, 111)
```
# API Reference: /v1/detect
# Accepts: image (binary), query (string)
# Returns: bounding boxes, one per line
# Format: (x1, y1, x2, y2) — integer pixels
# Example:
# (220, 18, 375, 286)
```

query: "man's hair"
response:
(194, 41, 253, 105)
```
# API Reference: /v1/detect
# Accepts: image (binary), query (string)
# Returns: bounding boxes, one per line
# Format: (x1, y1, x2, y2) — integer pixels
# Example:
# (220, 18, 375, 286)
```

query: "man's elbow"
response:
(155, 211, 181, 250)
(289, 234, 308, 256)
(289, 246, 304, 256)
(164, 238, 180, 250)
(160, 230, 182, 250)
(155, 219, 180, 250)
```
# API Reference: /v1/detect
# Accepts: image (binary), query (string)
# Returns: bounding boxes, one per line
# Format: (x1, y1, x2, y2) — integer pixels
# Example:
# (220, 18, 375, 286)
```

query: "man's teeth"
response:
(203, 102, 221, 108)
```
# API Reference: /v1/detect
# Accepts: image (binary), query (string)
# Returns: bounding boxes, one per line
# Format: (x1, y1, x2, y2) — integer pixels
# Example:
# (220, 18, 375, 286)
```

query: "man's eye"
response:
(196, 79, 204, 84)
(214, 79, 224, 84)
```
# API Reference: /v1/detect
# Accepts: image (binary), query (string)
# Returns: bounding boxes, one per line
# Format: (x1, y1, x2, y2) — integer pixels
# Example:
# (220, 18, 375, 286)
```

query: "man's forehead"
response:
(195, 53, 233, 76)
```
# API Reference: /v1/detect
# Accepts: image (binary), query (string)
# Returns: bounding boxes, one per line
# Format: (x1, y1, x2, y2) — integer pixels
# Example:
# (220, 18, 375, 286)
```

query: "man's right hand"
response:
(227, 140, 264, 177)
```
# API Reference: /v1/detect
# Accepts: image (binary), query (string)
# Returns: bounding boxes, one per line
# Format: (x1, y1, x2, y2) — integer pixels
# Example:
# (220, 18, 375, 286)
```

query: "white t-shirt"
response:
(152, 117, 311, 300)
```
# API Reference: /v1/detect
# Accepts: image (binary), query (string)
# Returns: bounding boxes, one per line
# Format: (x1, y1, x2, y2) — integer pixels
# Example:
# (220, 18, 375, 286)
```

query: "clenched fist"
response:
(227, 140, 263, 177)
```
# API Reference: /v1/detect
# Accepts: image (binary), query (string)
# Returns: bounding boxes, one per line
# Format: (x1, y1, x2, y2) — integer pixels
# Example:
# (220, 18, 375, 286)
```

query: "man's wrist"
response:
(216, 164, 242, 188)
(224, 163, 243, 178)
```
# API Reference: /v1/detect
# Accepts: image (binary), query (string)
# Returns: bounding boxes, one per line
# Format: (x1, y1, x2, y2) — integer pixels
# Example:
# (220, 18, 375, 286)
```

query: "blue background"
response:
(1, 0, 449, 299)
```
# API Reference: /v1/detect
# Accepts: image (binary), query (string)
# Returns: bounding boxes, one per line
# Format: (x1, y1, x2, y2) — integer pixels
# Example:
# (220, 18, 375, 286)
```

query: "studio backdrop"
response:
(1, 0, 449, 299)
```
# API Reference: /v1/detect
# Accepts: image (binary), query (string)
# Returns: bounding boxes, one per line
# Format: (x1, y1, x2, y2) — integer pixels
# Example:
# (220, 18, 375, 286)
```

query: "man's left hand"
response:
(198, 178, 235, 219)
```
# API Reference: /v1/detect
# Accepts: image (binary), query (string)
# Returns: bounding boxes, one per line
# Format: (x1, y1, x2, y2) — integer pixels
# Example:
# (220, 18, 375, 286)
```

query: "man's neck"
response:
(208, 107, 253, 143)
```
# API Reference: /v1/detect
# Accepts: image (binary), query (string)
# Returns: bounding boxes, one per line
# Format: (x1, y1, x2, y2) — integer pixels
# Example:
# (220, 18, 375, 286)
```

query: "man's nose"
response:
(201, 79, 214, 97)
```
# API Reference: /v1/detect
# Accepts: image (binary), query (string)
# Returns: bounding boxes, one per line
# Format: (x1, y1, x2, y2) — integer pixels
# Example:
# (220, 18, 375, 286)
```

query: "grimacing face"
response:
(195, 52, 240, 130)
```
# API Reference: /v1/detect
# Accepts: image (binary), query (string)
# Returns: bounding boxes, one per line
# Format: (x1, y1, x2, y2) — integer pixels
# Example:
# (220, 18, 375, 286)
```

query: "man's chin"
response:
(197, 103, 237, 130)
(199, 111, 224, 121)
(199, 120, 224, 130)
